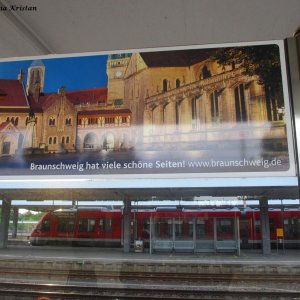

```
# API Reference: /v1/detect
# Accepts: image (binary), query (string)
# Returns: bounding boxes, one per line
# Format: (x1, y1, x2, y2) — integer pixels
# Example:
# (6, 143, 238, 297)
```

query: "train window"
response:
(99, 218, 112, 233)
(284, 218, 300, 238)
(216, 218, 234, 240)
(57, 218, 74, 233)
(154, 218, 172, 239)
(131, 220, 137, 240)
(196, 219, 207, 238)
(40, 219, 50, 232)
(255, 219, 261, 234)
(188, 219, 194, 237)
(217, 218, 234, 233)
(175, 218, 193, 239)
(142, 219, 150, 239)
(269, 219, 275, 233)
(78, 218, 96, 232)
(174, 219, 183, 238)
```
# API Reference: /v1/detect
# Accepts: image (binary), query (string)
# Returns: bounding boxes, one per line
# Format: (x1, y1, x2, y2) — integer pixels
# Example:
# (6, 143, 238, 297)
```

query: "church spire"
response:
(26, 60, 45, 102)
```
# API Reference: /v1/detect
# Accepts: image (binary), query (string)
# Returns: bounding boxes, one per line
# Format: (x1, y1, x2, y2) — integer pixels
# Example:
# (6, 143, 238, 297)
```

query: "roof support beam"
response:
(0, 0, 55, 55)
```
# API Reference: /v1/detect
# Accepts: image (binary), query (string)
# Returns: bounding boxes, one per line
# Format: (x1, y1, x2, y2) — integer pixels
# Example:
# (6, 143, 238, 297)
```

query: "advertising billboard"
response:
(0, 40, 296, 182)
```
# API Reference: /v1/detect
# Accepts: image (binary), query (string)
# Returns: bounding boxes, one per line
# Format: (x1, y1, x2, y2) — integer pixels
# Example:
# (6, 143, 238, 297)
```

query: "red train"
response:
(29, 207, 300, 251)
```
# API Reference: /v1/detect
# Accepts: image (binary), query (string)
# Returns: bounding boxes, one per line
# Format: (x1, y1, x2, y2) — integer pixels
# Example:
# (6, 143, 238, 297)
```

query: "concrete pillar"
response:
(123, 198, 131, 253)
(259, 197, 271, 255)
(11, 208, 19, 239)
(0, 198, 12, 248)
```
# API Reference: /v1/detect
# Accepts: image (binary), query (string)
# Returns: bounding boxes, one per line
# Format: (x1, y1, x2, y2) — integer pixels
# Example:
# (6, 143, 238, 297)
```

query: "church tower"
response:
(26, 60, 45, 102)
(106, 53, 131, 106)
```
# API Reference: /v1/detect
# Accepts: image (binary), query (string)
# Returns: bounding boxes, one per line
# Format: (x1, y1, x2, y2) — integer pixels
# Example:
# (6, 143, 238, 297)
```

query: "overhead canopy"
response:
(0, 177, 298, 201)
(0, 1, 299, 203)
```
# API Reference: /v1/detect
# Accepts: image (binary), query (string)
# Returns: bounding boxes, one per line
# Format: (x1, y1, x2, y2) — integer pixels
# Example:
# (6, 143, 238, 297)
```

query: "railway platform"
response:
(0, 245, 299, 299)
(0, 244, 299, 270)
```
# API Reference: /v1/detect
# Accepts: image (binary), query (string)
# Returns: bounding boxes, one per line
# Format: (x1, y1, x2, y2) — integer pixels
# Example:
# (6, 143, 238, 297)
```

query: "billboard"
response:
(0, 40, 296, 182)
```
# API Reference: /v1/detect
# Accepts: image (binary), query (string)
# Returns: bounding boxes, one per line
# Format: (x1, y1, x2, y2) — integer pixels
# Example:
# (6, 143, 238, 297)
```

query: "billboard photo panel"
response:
(0, 40, 296, 180)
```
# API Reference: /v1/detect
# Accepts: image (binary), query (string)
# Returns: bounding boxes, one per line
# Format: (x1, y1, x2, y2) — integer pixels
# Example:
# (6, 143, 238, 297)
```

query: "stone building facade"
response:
(0, 59, 133, 156)
(0, 47, 286, 160)
(114, 49, 285, 158)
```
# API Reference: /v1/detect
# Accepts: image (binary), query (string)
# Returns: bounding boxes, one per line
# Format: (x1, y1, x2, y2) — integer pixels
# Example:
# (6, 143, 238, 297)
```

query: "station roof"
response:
(0, 177, 298, 201)
(2, 199, 300, 212)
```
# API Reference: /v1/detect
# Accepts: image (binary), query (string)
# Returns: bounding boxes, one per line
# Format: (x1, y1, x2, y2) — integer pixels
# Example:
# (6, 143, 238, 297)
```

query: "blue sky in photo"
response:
(0, 54, 109, 93)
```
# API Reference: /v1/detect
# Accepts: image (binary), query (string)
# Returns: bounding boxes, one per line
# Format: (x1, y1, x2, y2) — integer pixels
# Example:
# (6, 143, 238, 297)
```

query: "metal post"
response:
(236, 215, 240, 256)
(123, 197, 131, 253)
(259, 197, 271, 255)
(0, 198, 12, 249)
(11, 208, 19, 239)
(213, 217, 217, 253)
(149, 217, 152, 255)
(286, 34, 300, 198)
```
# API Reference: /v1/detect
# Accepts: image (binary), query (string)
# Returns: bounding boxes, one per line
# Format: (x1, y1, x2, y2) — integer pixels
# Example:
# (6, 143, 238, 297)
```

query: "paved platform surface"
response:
(0, 245, 299, 265)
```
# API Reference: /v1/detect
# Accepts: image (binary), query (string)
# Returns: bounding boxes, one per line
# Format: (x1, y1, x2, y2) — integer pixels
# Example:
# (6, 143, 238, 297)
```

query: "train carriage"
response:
(30, 206, 300, 251)
(244, 208, 300, 249)
(30, 207, 123, 246)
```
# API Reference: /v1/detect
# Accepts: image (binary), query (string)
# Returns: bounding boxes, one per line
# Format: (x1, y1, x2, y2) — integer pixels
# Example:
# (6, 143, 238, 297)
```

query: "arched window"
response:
(66, 136, 70, 144)
(163, 79, 168, 93)
(49, 116, 56, 126)
(53, 137, 57, 144)
(49, 137, 52, 144)
(202, 66, 212, 79)
(234, 84, 247, 122)
(191, 97, 198, 129)
(175, 102, 180, 130)
(62, 137, 65, 144)
(176, 79, 180, 88)
(210, 90, 220, 123)
(65, 116, 72, 125)
(15, 117, 19, 126)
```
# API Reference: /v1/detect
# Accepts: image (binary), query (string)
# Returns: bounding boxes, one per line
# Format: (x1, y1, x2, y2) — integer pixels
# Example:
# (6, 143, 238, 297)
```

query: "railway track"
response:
(1, 267, 300, 283)
(0, 268, 299, 299)
(0, 281, 299, 300)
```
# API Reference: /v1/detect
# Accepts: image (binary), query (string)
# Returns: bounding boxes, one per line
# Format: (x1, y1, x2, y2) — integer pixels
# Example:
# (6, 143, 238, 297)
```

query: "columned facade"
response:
(143, 70, 278, 149)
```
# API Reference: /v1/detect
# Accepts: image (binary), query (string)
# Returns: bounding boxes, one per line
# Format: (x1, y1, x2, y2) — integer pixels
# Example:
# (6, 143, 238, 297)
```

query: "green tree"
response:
(213, 44, 283, 121)
(18, 210, 45, 222)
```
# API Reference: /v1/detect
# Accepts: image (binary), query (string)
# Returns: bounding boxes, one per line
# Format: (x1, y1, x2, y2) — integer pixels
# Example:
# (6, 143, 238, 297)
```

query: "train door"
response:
(56, 217, 75, 243)
(284, 217, 300, 248)
(195, 218, 214, 252)
(99, 217, 113, 246)
(215, 217, 239, 253)
(77, 218, 97, 245)
(152, 218, 173, 252)
(173, 217, 194, 252)
(240, 213, 250, 249)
